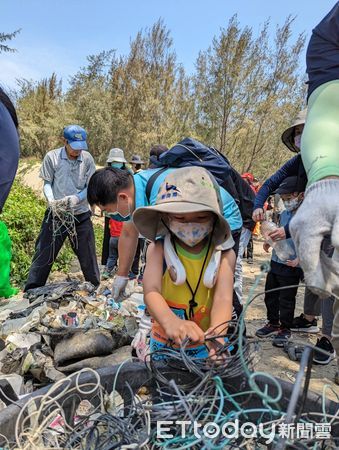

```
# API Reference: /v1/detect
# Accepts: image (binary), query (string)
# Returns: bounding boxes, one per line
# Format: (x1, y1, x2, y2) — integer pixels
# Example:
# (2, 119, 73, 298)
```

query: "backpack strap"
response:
(145, 167, 168, 204)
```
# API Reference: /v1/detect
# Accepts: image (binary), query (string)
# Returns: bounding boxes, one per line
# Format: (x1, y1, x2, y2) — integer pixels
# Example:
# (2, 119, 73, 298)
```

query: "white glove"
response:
(290, 179, 339, 297)
(111, 275, 129, 302)
(65, 195, 80, 209)
(131, 313, 152, 361)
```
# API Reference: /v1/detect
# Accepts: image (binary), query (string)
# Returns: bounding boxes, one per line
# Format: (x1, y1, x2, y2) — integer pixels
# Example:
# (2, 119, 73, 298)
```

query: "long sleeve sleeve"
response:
(43, 181, 54, 202)
(0, 103, 19, 213)
(254, 155, 301, 210)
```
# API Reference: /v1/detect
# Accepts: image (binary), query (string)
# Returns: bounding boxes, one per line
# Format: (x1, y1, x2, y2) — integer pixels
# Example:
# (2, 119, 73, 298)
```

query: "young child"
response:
(102, 218, 123, 278)
(256, 176, 304, 347)
(132, 167, 236, 359)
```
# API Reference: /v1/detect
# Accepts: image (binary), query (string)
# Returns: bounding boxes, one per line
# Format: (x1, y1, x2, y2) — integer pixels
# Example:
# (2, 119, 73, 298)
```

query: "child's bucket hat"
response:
(133, 166, 231, 246)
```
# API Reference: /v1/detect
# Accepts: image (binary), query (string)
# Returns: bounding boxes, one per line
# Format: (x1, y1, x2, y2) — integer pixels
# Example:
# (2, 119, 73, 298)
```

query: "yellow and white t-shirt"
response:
(151, 242, 214, 348)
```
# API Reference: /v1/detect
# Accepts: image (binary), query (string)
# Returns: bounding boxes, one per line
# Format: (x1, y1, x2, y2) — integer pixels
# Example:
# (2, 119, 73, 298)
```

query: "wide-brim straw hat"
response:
(133, 166, 231, 246)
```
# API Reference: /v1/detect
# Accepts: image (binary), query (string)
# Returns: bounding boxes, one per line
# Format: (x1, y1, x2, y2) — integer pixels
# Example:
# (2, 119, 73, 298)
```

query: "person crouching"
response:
(132, 167, 236, 360)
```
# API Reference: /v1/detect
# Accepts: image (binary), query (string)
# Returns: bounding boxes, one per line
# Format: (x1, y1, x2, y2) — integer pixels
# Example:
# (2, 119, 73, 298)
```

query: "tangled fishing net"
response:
(47, 198, 78, 247)
(0, 265, 337, 449)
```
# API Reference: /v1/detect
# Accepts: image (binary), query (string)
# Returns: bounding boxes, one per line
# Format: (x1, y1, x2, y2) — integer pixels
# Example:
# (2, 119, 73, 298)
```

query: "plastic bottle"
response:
(261, 220, 296, 261)
(260, 221, 277, 247)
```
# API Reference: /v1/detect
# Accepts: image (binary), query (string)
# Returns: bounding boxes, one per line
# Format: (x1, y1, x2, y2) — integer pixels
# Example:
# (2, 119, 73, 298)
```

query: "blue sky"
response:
(0, 0, 336, 91)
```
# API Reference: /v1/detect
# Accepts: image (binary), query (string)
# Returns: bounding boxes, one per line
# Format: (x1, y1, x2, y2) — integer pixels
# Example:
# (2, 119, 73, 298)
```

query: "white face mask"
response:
(294, 134, 302, 149)
(168, 220, 213, 247)
(283, 198, 301, 212)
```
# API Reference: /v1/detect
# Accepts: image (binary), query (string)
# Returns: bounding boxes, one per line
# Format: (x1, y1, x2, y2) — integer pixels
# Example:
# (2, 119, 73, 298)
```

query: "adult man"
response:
(24, 125, 100, 291)
(87, 163, 242, 302)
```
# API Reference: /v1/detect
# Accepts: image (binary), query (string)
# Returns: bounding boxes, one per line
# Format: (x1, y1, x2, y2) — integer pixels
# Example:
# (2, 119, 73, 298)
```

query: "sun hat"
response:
(63, 125, 88, 150)
(132, 166, 231, 246)
(130, 154, 145, 164)
(106, 148, 127, 163)
(281, 109, 307, 153)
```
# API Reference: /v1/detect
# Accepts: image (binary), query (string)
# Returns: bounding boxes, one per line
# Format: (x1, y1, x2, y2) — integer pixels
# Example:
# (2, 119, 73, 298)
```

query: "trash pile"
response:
(3, 350, 338, 450)
(0, 281, 141, 403)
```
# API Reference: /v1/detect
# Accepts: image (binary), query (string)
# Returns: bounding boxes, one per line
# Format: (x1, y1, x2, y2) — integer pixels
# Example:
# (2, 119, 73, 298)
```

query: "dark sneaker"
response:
(101, 270, 112, 280)
(290, 314, 319, 333)
(255, 323, 280, 338)
(272, 329, 291, 348)
(247, 259, 254, 265)
(313, 337, 335, 365)
(128, 272, 137, 280)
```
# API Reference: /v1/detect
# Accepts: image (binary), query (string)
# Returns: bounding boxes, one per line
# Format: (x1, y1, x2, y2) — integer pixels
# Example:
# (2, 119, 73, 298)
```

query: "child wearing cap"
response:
(256, 176, 304, 347)
(102, 148, 129, 278)
(132, 167, 236, 359)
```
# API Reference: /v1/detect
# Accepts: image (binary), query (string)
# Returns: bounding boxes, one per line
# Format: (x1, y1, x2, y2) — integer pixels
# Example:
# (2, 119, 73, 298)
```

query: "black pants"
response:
(231, 229, 241, 259)
(264, 271, 302, 329)
(131, 238, 145, 276)
(24, 209, 100, 291)
(244, 236, 253, 260)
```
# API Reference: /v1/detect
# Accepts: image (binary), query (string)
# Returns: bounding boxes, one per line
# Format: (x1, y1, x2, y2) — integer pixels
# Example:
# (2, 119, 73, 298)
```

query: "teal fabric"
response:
(133, 168, 243, 231)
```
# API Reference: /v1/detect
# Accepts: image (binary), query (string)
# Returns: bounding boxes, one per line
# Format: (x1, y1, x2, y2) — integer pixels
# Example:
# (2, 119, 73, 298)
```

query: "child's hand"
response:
(268, 226, 286, 241)
(263, 242, 271, 253)
(286, 257, 299, 267)
(162, 317, 205, 346)
(206, 338, 228, 362)
(205, 327, 229, 363)
(205, 326, 227, 362)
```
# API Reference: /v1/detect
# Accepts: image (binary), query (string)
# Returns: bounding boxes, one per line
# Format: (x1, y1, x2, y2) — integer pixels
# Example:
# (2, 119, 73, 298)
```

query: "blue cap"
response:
(63, 125, 88, 150)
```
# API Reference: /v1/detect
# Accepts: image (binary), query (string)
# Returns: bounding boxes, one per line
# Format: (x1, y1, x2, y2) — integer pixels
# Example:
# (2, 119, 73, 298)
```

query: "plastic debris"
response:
(6, 332, 40, 349)
(0, 373, 23, 397)
(0, 280, 141, 393)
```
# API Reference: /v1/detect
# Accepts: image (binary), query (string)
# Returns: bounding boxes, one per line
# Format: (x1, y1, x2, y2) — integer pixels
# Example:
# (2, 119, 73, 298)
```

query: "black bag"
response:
(146, 138, 255, 231)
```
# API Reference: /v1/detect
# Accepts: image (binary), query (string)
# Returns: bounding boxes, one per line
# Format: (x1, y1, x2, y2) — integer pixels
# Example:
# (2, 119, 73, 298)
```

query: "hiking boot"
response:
(255, 323, 280, 338)
(272, 329, 291, 348)
(313, 337, 335, 365)
(290, 314, 319, 333)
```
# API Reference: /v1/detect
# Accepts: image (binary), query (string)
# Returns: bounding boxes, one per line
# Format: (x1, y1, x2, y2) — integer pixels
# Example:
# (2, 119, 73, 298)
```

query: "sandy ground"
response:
(243, 238, 338, 401)
(17, 161, 44, 197)
(18, 161, 339, 401)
